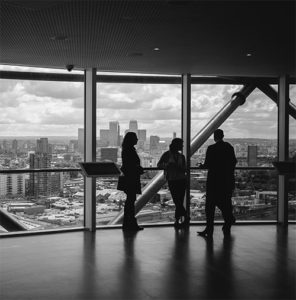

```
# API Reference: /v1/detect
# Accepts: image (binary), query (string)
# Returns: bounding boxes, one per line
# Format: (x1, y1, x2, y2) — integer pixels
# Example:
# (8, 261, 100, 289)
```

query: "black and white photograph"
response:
(0, 1, 295, 299)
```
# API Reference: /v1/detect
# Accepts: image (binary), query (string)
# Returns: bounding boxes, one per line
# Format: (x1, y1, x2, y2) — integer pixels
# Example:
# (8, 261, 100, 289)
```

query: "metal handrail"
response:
(0, 166, 276, 174)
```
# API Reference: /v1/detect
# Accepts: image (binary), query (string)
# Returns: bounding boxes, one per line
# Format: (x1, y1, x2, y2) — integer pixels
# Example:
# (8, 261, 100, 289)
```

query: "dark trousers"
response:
(168, 179, 187, 220)
(123, 192, 138, 227)
(205, 191, 234, 233)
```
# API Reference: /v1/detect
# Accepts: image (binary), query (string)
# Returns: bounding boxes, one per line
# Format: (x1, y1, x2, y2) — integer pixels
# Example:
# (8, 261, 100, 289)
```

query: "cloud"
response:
(0, 73, 295, 138)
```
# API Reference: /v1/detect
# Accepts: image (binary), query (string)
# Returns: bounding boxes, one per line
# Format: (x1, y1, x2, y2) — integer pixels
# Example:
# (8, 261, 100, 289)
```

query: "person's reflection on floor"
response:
(117, 230, 141, 299)
(162, 228, 191, 299)
(203, 236, 237, 299)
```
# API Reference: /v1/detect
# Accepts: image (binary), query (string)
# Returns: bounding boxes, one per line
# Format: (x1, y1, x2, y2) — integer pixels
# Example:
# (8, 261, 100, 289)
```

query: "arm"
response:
(157, 152, 169, 169)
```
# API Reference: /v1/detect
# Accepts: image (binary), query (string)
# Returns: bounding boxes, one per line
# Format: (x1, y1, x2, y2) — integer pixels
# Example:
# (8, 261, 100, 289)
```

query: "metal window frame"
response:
(0, 69, 295, 231)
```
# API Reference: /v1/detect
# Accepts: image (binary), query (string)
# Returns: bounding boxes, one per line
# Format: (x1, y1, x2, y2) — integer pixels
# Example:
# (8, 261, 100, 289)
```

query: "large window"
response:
(95, 81, 181, 226)
(0, 67, 85, 233)
(189, 84, 278, 221)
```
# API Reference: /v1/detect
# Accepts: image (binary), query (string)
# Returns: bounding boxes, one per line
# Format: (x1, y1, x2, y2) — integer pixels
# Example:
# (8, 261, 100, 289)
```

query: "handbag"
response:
(117, 175, 126, 191)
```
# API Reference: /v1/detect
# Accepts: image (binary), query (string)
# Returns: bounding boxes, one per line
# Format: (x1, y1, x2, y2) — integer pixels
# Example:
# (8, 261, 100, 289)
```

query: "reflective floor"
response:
(1, 225, 295, 300)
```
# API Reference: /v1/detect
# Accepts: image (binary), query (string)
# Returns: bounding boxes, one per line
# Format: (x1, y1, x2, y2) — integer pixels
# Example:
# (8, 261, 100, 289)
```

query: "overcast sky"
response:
(0, 65, 295, 139)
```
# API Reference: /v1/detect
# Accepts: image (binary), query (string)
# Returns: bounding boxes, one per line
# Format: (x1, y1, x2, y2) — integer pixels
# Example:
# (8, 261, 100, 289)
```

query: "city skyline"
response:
(0, 65, 295, 139)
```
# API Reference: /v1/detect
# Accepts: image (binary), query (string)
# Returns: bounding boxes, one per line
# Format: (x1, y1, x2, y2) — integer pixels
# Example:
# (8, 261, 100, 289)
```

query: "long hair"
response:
(169, 138, 183, 152)
(122, 132, 137, 149)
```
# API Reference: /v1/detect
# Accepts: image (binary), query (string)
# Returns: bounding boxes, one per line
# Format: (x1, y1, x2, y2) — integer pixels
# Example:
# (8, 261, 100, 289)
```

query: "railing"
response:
(1, 166, 295, 234)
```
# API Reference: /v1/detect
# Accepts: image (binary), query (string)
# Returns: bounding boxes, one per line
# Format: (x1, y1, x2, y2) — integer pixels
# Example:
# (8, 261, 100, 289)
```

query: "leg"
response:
(123, 192, 143, 230)
(198, 193, 215, 237)
(168, 180, 187, 224)
(218, 192, 235, 235)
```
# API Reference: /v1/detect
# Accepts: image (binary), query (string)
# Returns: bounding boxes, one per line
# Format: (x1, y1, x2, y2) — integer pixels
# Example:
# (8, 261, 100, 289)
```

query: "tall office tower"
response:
(12, 139, 18, 154)
(78, 128, 84, 154)
(150, 135, 160, 152)
(173, 132, 176, 139)
(100, 129, 110, 146)
(0, 174, 25, 197)
(109, 121, 120, 146)
(248, 145, 258, 166)
(138, 129, 146, 142)
(100, 147, 118, 163)
(129, 120, 138, 134)
(29, 138, 52, 197)
(36, 138, 50, 154)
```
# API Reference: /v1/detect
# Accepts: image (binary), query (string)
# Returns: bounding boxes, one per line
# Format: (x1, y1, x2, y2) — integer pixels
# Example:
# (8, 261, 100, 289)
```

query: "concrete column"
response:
(181, 74, 191, 216)
(277, 75, 289, 225)
(84, 68, 97, 231)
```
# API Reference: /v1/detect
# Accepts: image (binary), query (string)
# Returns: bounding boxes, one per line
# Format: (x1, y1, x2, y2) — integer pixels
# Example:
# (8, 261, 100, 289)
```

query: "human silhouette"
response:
(120, 132, 144, 231)
(197, 129, 237, 237)
(157, 138, 190, 228)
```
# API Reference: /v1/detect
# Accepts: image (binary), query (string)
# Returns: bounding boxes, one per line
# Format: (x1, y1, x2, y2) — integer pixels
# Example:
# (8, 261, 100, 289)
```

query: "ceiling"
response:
(0, 0, 295, 77)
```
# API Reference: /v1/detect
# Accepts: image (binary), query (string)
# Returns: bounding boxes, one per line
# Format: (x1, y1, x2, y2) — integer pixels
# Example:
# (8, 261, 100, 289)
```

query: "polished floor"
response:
(1, 225, 295, 300)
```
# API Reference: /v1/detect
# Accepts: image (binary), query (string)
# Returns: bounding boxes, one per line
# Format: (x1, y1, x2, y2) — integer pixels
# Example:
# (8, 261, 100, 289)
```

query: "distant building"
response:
(78, 128, 84, 154)
(0, 174, 26, 197)
(100, 129, 110, 146)
(100, 147, 118, 163)
(248, 145, 258, 166)
(12, 139, 18, 154)
(69, 140, 78, 152)
(129, 120, 138, 133)
(29, 138, 52, 197)
(150, 136, 160, 152)
(109, 121, 120, 146)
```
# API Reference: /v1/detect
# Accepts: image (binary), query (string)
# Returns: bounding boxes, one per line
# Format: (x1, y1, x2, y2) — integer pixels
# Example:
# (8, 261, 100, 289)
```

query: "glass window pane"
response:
(0, 74, 84, 234)
(96, 82, 181, 226)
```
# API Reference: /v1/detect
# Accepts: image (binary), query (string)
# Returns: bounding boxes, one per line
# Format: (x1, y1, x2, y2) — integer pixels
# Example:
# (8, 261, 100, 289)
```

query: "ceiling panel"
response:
(0, 0, 295, 76)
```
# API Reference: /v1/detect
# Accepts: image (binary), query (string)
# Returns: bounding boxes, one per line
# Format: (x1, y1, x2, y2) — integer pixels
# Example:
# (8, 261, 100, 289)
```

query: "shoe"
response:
(179, 217, 190, 228)
(174, 219, 181, 228)
(197, 229, 213, 238)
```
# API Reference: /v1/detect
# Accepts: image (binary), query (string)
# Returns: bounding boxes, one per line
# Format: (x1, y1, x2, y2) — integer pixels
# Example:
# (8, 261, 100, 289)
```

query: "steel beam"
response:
(257, 83, 296, 119)
(110, 84, 256, 225)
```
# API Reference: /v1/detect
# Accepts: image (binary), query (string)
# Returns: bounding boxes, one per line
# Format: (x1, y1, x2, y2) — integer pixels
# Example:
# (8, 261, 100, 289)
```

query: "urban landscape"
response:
(0, 120, 295, 233)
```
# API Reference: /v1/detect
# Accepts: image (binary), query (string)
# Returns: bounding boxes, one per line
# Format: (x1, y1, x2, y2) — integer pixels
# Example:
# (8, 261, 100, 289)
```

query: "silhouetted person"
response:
(120, 132, 144, 231)
(157, 138, 189, 228)
(198, 129, 237, 237)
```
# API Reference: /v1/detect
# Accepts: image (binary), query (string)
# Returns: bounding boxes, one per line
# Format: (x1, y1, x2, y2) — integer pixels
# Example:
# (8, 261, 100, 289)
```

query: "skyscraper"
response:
(12, 139, 18, 154)
(150, 136, 160, 152)
(129, 120, 138, 133)
(78, 128, 84, 154)
(29, 138, 52, 197)
(138, 129, 146, 142)
(109, 121, 120, 146)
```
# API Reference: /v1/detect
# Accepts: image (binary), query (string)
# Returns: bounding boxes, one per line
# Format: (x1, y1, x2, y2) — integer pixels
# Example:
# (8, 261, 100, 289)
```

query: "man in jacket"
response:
(198, 129, 237, 237)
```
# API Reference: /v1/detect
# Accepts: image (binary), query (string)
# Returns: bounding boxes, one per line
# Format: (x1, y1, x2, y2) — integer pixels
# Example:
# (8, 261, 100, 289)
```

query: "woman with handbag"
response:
(157, 138, 190, 228)
(118, 132, 144, 231)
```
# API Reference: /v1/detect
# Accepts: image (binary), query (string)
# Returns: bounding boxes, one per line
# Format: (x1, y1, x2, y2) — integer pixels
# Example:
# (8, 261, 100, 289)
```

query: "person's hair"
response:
(122, 132, 137, 148)
(169, 138, 183, 152)
(214, 129, 224, 140)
